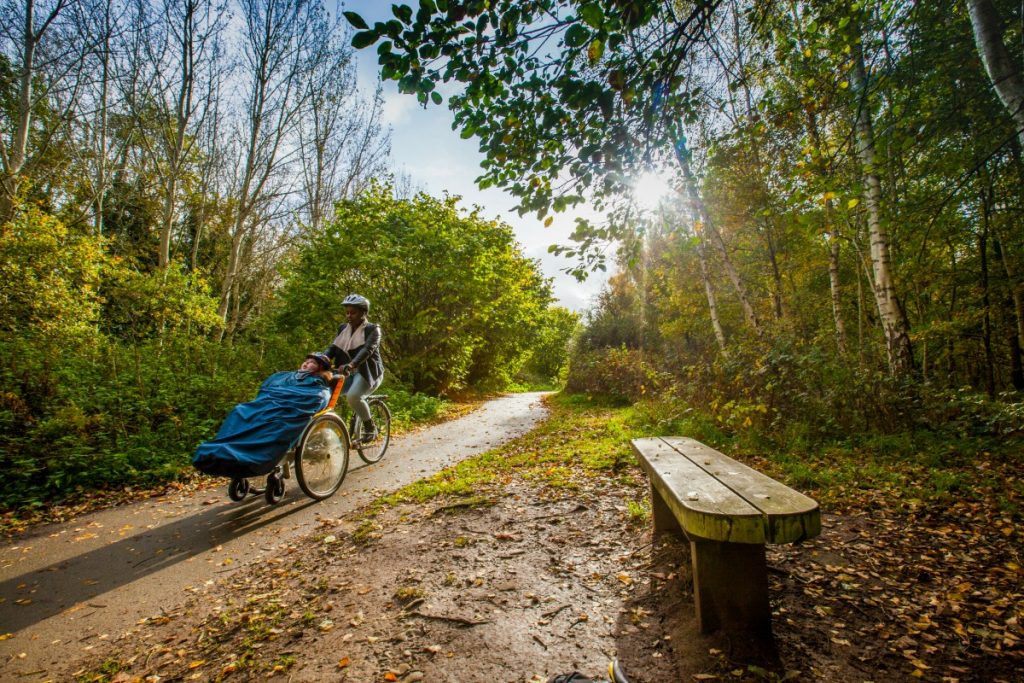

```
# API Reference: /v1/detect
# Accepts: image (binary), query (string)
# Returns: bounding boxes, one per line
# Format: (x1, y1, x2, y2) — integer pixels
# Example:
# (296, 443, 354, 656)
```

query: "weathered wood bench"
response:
(631, 436, 821, 636)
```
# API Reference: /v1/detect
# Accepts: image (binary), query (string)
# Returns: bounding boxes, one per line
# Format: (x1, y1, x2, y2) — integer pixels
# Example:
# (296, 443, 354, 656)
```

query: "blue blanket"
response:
(192, 371, 331, 478)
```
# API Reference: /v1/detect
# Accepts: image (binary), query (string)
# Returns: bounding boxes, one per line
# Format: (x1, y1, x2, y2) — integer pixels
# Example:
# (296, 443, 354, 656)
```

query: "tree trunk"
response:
(852, 36, 913, 376)
(675, 146, 761, 335)
(826, 226, 848, 354)
(979, 184, 996, 397)
(993, 228, 1024, 389)
(967, 0, 1024, 146)
(696, 229, 728, 356)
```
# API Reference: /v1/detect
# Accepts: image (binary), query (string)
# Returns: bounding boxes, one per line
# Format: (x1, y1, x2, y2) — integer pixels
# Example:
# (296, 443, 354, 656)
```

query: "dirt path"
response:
(0, 392, 548, 679)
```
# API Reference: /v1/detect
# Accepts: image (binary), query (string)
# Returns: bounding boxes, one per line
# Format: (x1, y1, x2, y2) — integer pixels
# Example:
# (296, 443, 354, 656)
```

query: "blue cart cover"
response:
(192, 371, 331, 478)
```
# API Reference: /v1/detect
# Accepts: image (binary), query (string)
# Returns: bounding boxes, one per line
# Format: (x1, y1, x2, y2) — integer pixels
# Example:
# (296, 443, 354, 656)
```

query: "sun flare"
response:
(632, 171, 678, 211)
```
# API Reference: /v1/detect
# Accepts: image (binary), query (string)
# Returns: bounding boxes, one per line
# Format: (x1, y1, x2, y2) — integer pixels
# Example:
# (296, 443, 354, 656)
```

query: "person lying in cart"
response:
(192, 353, 334, 478)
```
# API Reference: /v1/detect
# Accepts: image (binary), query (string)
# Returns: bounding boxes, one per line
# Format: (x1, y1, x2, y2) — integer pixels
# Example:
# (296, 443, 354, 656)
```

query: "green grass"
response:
(366, 393, 646, 515)
(360, 390, 1022, 525)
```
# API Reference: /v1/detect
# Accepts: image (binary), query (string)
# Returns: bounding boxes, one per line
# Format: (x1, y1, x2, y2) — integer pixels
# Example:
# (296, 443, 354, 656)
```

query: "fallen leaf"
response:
(188, 660, 205, 669)
(338, 657, 350, 668)
(384, 673, 398, 681)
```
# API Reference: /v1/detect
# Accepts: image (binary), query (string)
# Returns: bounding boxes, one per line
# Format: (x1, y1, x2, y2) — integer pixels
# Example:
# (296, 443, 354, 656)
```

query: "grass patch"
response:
(363, 390, 1022, 525)
(366, 393, 646, 515)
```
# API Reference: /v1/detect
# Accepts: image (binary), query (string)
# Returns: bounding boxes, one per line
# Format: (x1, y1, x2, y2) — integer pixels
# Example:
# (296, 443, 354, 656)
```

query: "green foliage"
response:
(345, 1, 721, 273)
(272, 182, 555, 394)
(0, 206, 105, 341)
(564, 347, 663, 404)
(518, 305, 579, 385)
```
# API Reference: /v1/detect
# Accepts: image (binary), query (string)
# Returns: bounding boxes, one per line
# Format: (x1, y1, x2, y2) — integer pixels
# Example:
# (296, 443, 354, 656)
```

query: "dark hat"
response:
(305, 352, 331, 369)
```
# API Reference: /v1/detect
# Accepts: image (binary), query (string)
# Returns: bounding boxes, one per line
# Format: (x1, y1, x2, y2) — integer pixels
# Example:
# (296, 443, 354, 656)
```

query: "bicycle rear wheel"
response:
(295, 414, 349, 500)
(354, 398, 391, 464)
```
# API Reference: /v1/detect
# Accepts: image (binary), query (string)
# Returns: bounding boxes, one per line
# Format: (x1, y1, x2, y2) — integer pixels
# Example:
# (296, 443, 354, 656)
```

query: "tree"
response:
(273, 183, 555, 394)
(344, 1, 722, 228)
(967, 0, 1024, 147)
(217, 0, 321, 327)
(0, 0, 89, 222)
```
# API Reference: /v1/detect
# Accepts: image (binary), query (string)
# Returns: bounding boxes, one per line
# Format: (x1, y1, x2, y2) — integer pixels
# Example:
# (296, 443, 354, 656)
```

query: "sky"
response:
(343, 1, 609, 312)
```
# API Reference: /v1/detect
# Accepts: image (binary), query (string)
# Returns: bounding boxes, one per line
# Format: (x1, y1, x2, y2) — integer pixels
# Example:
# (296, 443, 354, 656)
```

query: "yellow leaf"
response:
(0, 633, 12, 641)
(616, 573, 632, 585)
(822, 191, 836, 201)
(384, 673, 398, 681)
(337, 657, 351, 669)
(803, 48, 812, 58)
(847, 198, 859, 209)
(14, 599, 31, 606)
(544, 216, 553, 227)
(840, 80, 849, 89)
(188, 660, 206, 669)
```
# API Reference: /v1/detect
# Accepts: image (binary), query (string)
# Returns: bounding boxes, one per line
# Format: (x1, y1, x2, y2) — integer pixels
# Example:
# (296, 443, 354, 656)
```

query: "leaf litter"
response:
(59, 402, 1022, 682)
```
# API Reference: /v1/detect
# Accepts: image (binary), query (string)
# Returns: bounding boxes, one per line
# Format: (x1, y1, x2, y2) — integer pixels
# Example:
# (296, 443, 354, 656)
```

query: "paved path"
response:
(0, 393, 548, 678)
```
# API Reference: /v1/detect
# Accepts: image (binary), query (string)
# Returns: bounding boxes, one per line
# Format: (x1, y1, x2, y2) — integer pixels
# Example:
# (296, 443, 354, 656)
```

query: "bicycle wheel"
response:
(295, 414, 349, 500)
(355, 398, 391, 464)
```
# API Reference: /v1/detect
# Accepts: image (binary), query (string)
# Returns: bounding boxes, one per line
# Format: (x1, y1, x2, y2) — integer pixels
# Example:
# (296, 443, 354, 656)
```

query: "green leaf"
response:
(352, 31, 377, 49)
(579, 4, 603, 29)
(392, 4, 413, 24)
(343, 11, 369, 30)
(431, 91, 442, 105)
(565, 24, 590, 48)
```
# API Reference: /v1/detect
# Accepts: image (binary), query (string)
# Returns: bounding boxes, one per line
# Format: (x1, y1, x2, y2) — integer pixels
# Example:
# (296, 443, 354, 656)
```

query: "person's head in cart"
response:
(300, 352, 332, 381)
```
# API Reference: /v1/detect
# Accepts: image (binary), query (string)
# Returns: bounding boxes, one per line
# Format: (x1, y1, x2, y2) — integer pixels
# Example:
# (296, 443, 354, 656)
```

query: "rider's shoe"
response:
(358, 421, 378, 444)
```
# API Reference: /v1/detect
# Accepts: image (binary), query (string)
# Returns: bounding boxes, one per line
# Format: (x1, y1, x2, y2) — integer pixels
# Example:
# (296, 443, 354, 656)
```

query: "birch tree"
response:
(851, 33, 913, 375)
(967, 0, 1024, 146)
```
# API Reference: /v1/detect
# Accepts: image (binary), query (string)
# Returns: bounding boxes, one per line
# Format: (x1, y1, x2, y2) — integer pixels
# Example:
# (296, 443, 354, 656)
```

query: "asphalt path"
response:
(0, 392, 548, 678)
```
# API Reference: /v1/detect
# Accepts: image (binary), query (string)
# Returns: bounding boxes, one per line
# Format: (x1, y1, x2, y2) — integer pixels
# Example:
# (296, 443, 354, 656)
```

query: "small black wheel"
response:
(265, 473, 285, 504)
(295, 414, 349, 500)
(355, 398, 391, 464)
(228, 478, 249, 501)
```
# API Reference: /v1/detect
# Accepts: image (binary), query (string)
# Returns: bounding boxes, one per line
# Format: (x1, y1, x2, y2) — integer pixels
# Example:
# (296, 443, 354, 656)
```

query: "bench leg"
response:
(690, 539, 772, 636)
(650, 484, 683, 536)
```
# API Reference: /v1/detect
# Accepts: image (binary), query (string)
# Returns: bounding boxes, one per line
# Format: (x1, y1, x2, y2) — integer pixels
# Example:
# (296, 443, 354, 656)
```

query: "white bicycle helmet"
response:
(342, 293, 370, 311)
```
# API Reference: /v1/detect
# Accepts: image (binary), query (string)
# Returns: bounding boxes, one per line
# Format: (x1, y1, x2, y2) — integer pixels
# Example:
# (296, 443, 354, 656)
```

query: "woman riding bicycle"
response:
(324, 293, 384, 443)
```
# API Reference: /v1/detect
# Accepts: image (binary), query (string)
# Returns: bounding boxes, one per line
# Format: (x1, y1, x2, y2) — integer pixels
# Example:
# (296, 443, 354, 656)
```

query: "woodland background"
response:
(0, 0, 576, 512)
(2, 0, 1024, 526)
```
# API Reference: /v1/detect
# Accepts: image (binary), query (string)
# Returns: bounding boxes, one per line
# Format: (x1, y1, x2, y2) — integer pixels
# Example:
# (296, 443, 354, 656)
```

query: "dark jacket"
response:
(325, 321, 383, 386)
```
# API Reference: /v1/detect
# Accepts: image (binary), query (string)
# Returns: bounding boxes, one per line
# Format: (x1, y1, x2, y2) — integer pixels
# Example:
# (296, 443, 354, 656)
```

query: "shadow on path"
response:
(0, 492, 317, 634)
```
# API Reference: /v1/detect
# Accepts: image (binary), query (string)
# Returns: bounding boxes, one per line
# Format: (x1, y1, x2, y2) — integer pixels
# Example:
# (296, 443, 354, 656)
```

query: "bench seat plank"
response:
(631, 437, 766, 544)
(660, 437, 821, 544)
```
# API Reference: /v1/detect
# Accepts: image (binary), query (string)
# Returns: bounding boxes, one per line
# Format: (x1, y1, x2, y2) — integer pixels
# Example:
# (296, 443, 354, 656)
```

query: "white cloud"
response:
(381, 89, 418, 126)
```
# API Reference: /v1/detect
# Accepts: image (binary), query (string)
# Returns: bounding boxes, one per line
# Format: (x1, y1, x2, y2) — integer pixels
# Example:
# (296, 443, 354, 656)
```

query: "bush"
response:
(565, 347, 665, 403)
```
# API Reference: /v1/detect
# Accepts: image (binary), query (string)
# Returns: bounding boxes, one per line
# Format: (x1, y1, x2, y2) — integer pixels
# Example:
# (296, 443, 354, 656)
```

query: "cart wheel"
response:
(228, 478, 249, 501)
(295, 414, 349, 500)
(265, 473, 285, 504)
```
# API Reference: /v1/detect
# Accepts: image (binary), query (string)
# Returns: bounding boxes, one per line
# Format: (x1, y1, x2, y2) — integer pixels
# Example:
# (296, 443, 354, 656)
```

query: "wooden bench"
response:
(631, 437, 820, 636)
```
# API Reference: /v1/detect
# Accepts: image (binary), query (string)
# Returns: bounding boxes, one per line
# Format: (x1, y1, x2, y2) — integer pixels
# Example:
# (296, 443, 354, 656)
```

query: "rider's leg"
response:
(344, 373, 376, 440)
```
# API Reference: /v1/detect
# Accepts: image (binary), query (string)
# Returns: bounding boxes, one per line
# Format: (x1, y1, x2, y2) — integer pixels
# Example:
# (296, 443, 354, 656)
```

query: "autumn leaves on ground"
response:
(75, 395, 1022, 683)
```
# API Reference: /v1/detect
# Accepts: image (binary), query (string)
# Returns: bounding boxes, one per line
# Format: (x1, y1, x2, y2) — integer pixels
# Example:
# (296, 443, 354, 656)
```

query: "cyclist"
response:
(324, 293, 384, 443)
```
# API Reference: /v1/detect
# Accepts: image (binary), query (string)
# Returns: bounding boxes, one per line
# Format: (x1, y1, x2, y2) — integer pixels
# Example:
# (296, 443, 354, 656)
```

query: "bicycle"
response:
(226, 367, 391, 505)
